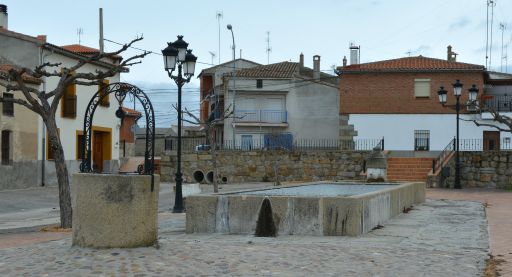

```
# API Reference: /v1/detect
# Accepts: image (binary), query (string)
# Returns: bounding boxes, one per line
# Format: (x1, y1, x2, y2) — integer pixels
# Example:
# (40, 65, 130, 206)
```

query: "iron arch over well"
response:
(79, 82, 156, 190)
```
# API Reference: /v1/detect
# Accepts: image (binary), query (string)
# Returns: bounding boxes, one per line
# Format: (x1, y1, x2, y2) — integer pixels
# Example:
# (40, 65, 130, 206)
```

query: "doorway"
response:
(92, 127, 112, 172)
(483, 131, 500, 151)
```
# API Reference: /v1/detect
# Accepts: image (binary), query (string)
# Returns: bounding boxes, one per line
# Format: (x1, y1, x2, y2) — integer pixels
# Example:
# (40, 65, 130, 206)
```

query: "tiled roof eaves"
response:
(0, 66, 42, 84)
(43, 44, 125, 71)
(198, 59, 261, 77)
(341, 68, 485, 74)
(293, 75, 338, 88)
(0, 30, 124, 72)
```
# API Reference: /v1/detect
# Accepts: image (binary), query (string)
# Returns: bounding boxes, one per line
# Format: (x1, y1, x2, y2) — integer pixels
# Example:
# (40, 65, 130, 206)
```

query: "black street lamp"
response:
(162, 35, 197, 213)
(437, 80, 479, 189)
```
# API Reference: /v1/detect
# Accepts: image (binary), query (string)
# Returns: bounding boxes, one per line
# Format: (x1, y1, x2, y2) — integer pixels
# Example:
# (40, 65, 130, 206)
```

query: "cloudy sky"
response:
(2, 0, 512, 126)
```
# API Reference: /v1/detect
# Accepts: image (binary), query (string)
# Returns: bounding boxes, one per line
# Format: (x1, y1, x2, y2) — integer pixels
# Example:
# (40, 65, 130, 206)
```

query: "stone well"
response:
(72, 173, 159, 248)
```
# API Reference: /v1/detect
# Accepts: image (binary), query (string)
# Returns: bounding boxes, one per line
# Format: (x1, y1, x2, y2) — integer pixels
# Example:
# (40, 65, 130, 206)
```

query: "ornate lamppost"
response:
(162, 35, 197, 213)
(437, 80, 479, 189)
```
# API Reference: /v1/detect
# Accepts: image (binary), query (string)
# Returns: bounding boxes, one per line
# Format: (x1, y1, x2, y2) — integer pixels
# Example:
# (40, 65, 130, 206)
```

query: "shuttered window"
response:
(414, 79, 431, 98)
(1, 130, 11, 165)
(2, 93, 14, 116)
(61, 82, 77, 118)
(98, 79, 110, 107)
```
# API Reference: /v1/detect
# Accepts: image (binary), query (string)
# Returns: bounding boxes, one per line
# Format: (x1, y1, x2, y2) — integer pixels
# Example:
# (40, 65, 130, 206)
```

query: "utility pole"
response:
(216, 11, 223, 64)
(489, 0, 496, 70)
(99, 8, 104, 54)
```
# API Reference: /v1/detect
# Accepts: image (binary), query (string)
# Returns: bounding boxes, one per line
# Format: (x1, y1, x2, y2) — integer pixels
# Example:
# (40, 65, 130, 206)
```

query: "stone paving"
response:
(428, 188, 512, 276)
(0, 199, 488, 276)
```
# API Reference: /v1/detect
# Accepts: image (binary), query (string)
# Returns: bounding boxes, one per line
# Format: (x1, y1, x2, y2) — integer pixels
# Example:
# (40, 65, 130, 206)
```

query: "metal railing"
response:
(483, 95, 512, 112)
(234, 109, 287, 123)
(164, 137, 383, 152)
(459, 138, 512, 151)
(432, 137, 455, 174)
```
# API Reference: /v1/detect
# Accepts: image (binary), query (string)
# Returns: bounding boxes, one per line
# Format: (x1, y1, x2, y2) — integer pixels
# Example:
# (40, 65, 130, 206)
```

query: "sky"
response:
(2, 0, 512, 126)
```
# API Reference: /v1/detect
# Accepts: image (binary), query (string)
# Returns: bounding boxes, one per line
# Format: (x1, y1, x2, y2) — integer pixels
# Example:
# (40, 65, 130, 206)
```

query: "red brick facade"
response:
(340, 71, 485, 114)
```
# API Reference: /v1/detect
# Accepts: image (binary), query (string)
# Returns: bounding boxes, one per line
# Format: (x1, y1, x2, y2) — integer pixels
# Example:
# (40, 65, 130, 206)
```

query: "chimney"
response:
(343, 56, 347, 67)
(36, 35, 47, 43)
(313, 55, 320, 79)
(299, 53, 304, 68)
(0, 4, 7, 29)
(349, 43, 360, 65)
(447, 45, 457, 62)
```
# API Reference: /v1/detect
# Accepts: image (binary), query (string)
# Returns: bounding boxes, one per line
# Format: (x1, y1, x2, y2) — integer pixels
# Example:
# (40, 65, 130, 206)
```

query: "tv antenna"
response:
(266, 31, 272, 64)
(216, 11, 223, 64)
(500, 22, 506, 72)
(209, 51, 216, 65)
(77, 27, 84, 45)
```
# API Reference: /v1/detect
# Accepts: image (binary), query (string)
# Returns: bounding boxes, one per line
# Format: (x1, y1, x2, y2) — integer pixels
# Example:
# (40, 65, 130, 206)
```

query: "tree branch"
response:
(0, 95, 39, 114)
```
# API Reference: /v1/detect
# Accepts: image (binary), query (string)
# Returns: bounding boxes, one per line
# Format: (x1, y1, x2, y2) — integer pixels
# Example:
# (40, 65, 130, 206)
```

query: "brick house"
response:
(337, 47, 512, 151)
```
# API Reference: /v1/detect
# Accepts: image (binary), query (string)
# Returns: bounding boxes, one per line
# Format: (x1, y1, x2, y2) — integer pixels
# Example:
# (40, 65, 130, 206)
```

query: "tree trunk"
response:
(209, 129, 219, 193)
(45, 118, 73, 228)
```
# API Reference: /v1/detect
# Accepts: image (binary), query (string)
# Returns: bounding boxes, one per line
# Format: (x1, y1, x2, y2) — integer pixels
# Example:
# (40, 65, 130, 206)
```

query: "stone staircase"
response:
(387, 157, 434, 182)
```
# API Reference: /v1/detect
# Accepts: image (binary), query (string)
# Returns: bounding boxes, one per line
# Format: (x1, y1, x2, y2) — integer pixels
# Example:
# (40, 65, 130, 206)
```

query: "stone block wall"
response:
(435, 151, 512, 189)
(161, 150, 368, 183)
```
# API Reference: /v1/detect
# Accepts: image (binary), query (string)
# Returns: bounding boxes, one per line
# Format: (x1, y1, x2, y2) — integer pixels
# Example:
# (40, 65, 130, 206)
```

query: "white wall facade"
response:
(36, 51, 121, 163)
(223, 77, 339, 147)
(349, 114, 512, 151)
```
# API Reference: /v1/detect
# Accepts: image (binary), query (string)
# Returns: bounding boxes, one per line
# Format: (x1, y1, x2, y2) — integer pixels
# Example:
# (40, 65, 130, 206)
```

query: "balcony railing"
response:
(234, 109, 287, 123)
(483, 95, 512, 112)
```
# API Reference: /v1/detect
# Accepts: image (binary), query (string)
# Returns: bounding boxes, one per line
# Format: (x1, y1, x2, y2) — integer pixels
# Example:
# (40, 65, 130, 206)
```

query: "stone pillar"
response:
(72, 173, 159, 248)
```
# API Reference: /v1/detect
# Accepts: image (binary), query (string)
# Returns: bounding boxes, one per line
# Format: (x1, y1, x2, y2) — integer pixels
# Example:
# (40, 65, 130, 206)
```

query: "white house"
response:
(0, 15, 122, 187)
(222, 54, 340, 149)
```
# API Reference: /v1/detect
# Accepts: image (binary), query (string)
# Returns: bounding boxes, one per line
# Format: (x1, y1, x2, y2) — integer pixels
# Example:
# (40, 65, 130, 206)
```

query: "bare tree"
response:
(176, 104, 233, 193)
(0, 37, 149, 228)
(470, 106, 512, 132)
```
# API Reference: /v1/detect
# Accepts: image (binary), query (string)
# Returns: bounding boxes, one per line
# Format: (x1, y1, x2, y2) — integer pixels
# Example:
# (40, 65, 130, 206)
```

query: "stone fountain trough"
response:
(186, 181, 425, 236)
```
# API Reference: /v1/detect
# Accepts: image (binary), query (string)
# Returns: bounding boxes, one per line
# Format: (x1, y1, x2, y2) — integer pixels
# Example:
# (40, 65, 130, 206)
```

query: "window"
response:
(256, 79, 263, 88)
(98, 79, 110, 107)
(414, 79, 431, 98)
(1, 130, 11, 165)
(414, 130, 430, 151)
(2, 93, 14, 116)
(61, 78, 77, 118)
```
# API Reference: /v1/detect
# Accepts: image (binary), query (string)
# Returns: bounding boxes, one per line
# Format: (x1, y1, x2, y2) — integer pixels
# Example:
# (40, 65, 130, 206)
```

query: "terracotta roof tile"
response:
(61, 44, 100, 54)
(232, 61, 298, 79)
(0, 64, 41, 84)
(340, 56, 485, 72)
(227, 61, 337, 85)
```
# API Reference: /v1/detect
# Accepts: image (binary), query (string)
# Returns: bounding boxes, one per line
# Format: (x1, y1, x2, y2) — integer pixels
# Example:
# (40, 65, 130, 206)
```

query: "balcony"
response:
(234, 109, 288, 127)
(483, 95, 512, 112)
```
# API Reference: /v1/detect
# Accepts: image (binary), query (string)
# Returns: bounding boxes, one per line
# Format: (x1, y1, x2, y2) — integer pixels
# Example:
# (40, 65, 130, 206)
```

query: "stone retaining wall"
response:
(432, 151, 512, 189)
(161, 150, 368, 183)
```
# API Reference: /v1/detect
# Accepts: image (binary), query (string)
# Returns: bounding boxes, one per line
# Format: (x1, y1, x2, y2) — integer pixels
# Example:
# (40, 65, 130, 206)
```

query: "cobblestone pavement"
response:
(428, 188, 512, 276)
(0, 199, 488, 276)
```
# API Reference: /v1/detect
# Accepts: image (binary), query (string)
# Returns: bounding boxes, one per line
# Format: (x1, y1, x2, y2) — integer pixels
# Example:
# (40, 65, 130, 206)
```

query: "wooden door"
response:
(93, 132, 104, 172)
(483, 131, 500, 151)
